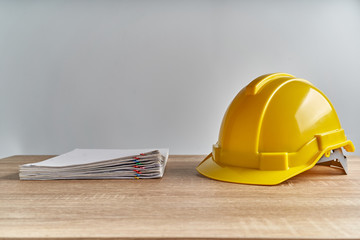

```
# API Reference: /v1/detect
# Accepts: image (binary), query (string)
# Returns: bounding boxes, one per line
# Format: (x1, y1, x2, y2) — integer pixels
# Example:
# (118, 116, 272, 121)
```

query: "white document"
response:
(19, 148, 169, 180)
(22, 148, 169, 167)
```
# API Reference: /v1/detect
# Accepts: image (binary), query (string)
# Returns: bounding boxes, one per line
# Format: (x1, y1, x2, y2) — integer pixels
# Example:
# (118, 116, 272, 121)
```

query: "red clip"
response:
(134, 157, 140, 160)
(140, 153, 145, 156)
(133, 169, 141, 174)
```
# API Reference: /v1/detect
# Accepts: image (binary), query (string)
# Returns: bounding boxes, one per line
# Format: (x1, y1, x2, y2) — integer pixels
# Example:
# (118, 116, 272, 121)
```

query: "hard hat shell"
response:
(197, 73, 354, 185)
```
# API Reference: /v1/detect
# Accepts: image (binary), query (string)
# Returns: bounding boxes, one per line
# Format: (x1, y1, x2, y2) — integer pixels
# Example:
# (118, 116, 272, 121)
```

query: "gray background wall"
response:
(1, 0, 359, 158)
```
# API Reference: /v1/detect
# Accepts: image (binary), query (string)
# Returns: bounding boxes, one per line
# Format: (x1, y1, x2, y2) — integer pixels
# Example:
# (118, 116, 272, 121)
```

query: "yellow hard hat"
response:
(197, 73, 355, 185)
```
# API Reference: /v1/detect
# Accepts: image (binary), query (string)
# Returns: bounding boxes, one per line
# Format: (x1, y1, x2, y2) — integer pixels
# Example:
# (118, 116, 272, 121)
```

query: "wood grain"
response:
(0, 155, 360, 239)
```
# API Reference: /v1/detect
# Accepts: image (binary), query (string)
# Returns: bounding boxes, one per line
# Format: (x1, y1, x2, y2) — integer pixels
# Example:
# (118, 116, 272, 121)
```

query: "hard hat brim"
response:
(196, 153, 317, 185)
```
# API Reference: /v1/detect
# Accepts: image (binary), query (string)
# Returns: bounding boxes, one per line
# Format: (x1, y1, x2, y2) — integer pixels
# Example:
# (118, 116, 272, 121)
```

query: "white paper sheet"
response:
(22, 148, 169, 167)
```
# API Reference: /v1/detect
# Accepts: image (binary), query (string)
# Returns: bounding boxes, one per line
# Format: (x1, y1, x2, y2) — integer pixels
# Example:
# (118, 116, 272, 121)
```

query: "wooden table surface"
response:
(1, 155, 360, 239)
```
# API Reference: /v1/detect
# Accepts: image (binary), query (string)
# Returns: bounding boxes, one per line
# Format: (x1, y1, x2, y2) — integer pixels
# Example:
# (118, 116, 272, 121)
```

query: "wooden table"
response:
(1, 155, 360, 239)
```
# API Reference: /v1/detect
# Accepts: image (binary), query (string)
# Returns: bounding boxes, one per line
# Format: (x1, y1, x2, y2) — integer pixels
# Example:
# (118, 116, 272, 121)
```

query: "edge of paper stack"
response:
(19, 148, 169, 180)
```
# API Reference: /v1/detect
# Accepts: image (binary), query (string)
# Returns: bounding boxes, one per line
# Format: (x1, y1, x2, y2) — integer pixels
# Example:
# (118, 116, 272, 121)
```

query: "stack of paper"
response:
(19, 148, 169, 180)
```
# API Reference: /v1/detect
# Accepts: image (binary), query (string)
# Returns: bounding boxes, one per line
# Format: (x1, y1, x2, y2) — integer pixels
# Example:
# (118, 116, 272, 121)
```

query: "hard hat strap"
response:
(316, 148, 348, 174)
